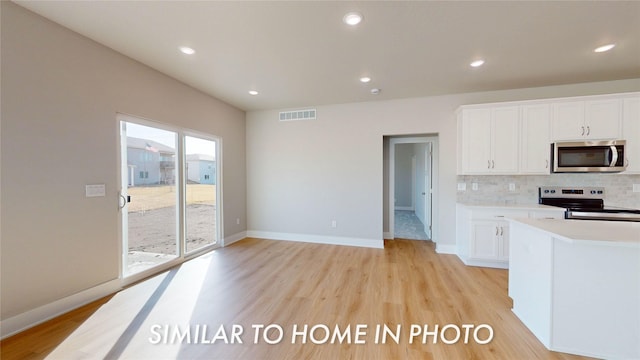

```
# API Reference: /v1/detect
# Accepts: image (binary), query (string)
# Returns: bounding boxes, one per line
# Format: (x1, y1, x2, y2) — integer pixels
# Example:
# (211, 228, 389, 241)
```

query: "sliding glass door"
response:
(119, 115, 220, 278)
(185, 135, 219, 253)
(120, 121, 179, 276)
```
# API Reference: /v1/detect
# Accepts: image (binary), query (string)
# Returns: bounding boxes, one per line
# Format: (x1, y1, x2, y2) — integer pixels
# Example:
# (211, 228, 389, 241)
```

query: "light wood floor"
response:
(1, 238, 592, 359)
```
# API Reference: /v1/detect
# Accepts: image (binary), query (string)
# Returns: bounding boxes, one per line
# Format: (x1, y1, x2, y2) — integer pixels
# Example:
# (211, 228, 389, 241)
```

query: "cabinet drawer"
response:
(469, 209, 528, 220)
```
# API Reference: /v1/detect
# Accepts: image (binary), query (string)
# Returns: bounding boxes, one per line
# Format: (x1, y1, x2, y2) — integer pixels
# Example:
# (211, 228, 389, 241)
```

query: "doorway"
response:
(118, 114, 221, 280)
(387, 136, 437, 242)
(120, 120, 179, 276)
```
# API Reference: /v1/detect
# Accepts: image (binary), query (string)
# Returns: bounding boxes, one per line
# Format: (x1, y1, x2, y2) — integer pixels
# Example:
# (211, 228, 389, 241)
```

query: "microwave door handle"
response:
(609, 146, 619, 167)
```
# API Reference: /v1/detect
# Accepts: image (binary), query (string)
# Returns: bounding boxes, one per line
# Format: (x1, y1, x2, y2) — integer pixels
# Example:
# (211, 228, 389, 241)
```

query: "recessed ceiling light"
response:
(248, 90, 259, 96)
(594, 44, 615, 53)
(179, 46, 195, 55)
(360, 76, 371, 83)
(343, 12, 363, 26)
(470, 60, 485, 68)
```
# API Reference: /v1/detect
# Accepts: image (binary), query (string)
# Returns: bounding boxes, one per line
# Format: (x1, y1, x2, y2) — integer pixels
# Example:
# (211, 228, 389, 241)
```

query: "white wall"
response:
(247, 79, 640, 250)
(0, 2, 246, 324)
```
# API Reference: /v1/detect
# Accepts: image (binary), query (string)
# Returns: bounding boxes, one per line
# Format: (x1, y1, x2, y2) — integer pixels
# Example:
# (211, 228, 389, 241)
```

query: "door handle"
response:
(609, 146, 619, 167)
(495, 227, 499, 236)
(488, 160, 491, 169)
(545, 159, 549, 168)
(492, 160, 495, 169)
(500, 227, 504, 236)
(118, 194, 127, 210)
(581, 126, 585, 136)
(421, 192, 426, 195)
(586, 126, 590, 136)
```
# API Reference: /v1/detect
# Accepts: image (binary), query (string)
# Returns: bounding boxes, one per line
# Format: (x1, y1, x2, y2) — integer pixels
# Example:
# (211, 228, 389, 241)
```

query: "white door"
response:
(119, 122, 129, 272)
(424, 143, 432, 239)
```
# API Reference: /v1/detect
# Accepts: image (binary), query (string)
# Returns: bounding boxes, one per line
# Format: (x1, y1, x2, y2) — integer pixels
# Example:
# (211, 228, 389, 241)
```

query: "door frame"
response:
(182, 130, 224, 255)
(387, 135, 438, 243)
(117, 113, 223, 285)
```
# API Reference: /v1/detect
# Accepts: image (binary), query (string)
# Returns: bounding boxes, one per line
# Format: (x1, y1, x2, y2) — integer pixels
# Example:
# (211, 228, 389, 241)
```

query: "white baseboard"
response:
(224, 231, 247, 246)
(394, 206, 414, 211)
(0, 279, 121, 339)
(435, 244, 457, 254)
(246, 230, 384, 249)
(383, 232, 393, 240)
(456, 254, 509, 269)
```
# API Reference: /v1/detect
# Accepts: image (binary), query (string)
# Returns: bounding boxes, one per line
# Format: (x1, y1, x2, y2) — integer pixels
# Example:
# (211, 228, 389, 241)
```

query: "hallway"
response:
(394, 210, 429, 240)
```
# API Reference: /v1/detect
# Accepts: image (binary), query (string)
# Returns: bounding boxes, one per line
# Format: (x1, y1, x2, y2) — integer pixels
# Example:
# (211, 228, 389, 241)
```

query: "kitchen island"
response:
(508, 218, 640, 359)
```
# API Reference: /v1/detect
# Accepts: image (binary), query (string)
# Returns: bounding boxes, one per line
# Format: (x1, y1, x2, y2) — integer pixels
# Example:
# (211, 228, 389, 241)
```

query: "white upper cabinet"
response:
(622, 95, 640, 174)
(552, 98, 622, 141)
(520, 104, 551, 174)
(459, 106, 519, 175)
(457, 92, 634, 176)
(460, 108, 492, 174)
(492, 107, 520, 173)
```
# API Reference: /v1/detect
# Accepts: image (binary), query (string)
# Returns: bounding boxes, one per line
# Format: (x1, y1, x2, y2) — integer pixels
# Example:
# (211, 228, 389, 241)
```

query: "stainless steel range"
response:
(539, 186, 640, 222)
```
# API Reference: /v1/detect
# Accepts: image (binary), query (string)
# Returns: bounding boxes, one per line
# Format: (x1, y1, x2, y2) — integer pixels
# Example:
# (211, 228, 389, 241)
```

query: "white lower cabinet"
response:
(456, 204, 564, 269)
(469, 220, 509, 262)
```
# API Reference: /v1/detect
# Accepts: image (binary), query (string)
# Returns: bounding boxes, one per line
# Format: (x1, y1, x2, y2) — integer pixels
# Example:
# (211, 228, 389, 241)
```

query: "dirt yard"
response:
(126, 185, 217, 253)
(127, 184, 216, 212)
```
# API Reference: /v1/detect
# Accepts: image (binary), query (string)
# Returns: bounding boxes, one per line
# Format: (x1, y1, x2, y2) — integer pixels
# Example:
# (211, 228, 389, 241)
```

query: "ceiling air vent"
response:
(279, 109, 316, 122)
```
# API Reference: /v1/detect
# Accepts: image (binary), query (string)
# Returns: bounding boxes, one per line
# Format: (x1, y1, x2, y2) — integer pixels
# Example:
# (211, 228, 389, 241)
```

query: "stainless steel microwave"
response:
(552, 140, 626, 173)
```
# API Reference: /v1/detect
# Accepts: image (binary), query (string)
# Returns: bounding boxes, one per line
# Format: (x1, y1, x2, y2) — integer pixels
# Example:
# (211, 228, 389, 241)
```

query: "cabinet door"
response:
(492, 107, 520, 173)
(521, 104, 551, 174)
(498, 221, 509, 261)
(622, 96, 640, 173)
(552, 101, 584, 141)
(469, 221, 499, 260)
(585, 99, 621, 140)
(461, 108, 492, 174)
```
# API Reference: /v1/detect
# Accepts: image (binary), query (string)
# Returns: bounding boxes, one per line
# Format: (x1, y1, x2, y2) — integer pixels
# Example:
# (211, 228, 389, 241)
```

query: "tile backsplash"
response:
(457, 174, 640, 208)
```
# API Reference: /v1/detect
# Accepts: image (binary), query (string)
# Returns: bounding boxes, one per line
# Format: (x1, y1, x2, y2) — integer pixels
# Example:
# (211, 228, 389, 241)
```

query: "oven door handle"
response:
(609, 145, 619, 167)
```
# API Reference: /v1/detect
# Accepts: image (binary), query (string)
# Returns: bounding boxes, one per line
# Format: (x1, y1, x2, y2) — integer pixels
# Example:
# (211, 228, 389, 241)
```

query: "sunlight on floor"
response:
(47, 253, 214, 359)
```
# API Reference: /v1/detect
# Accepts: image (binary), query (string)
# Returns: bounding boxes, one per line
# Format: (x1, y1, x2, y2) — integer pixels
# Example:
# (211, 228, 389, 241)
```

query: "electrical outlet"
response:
(509, 183, 516, 192)
(457, 183, 466, 191)
(331, 220, 337, 228)
(633, 184, 640, 193)
(236, 218, 240, 225)
(472, 182, 478, 191)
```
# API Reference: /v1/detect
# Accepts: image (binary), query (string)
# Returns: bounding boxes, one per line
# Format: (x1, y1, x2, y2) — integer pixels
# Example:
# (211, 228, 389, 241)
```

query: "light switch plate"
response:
(457, 183, 466, 191)
(472, 182, 478, 191)
(509, 183, 516, 192)
(86, 184, 106, 197)
(633, 184, 640, 193)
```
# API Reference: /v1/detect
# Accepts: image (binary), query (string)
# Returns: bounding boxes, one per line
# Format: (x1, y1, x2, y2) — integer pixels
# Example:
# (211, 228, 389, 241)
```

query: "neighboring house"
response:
(186, 154, 216, 184)
(126, 137, 176, 186)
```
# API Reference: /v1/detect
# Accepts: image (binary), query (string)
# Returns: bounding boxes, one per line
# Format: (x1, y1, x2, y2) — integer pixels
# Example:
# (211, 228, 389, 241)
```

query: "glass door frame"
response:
(182, 130, 223, 257)
(117, 113, 223, 284)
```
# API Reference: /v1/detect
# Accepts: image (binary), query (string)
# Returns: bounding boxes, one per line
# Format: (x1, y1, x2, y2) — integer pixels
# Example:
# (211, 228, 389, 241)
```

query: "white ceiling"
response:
(13, 1, 640, 112)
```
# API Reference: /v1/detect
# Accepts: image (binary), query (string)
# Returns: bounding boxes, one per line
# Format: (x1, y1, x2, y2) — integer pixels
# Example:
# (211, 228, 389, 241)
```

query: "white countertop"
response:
(509, 218, 640, 246)
(457, 203, 564, 211)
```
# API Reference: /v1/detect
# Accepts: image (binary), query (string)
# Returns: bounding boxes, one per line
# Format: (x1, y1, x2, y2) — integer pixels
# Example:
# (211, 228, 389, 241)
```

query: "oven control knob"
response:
(550, 190, 556, 194)
(544, 190, 549, 193)
(597, 190, 603, 194)
(591, 190, 596, 194)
